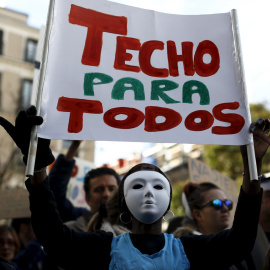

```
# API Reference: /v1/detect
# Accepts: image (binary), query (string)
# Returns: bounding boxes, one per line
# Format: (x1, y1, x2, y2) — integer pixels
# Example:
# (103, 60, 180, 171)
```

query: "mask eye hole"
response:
(133, 184, 143, 189)
(154, 185, 163, 190)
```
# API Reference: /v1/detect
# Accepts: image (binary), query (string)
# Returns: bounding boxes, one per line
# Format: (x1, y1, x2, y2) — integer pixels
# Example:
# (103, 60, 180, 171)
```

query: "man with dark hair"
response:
(65, 167, 120, 232)
(49, 141, 120, 232)
(83, 167, 121, 207)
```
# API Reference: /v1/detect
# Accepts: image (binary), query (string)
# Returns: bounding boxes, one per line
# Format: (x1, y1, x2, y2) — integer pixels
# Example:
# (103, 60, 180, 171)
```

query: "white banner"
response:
(188, 158, 238, 203)
(38, 0, 252, 145)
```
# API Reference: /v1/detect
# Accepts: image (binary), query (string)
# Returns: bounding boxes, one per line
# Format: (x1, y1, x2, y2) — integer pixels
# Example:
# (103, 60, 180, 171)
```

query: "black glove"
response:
(0, 106, 55, 170)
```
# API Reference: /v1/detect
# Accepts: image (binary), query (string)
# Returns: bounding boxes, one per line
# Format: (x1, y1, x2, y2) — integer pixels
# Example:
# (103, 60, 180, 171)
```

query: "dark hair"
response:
(11, 218, 31, 234)
(84, 167, 120, 198)
(0, 225, 20, 254)
(184, 182, 220, 212)
(182, 182, 221, 229)
(118, 163, 172, 218)
(166, 216, 184, 234)
(88, 188, 121, 232)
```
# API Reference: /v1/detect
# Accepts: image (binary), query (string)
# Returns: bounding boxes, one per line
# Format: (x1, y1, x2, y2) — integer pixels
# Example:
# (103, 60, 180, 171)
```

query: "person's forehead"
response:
(124, 171, 170, 189)
(90, 174, 118, 188)
(0, 231, 13, 239)
(202, 189, 226, 201)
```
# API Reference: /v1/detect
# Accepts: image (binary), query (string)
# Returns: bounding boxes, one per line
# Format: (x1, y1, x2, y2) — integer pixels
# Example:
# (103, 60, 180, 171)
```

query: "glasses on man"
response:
(199, 199, 233, 211)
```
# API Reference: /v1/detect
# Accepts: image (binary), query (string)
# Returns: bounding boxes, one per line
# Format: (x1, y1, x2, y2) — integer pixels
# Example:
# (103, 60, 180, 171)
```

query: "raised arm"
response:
(181, 118, 270, 269)
(49, 141, 87, 222)
(0, 107, 113, 268)
(241, 118, 270, 194)
(65, 140, 82, 160)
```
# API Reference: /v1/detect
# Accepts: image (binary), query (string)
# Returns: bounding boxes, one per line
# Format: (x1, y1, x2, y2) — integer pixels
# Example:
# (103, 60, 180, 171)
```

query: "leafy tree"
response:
(170, 181, 186, 217)
(203, 103, 270, 180)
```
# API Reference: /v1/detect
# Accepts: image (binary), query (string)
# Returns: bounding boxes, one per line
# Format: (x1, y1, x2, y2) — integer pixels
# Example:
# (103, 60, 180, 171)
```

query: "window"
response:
(25, 39, 37, 63)
(0, 30, 3, 55)
(21, 79, 32, 109)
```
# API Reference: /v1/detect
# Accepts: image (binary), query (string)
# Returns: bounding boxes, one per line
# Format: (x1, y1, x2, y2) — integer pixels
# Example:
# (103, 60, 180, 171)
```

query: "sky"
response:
(2, 0, 270, 166)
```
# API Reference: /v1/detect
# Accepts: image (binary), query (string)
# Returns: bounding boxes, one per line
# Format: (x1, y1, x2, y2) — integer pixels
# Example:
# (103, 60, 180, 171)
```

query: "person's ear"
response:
(192, 209, 202, 221)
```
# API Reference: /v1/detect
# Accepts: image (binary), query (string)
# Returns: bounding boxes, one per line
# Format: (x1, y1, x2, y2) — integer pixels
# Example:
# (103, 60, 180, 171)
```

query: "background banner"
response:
(188, 157, 239, 225)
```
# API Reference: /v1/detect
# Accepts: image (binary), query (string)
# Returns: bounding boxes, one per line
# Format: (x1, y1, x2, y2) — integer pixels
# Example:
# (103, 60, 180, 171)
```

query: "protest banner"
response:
(0, 154, 94, 219)
(188, 157, 239, 225)
(48, 153, 95, 208)
(36, 0, 252, 146)
(188, 157, 239, 207)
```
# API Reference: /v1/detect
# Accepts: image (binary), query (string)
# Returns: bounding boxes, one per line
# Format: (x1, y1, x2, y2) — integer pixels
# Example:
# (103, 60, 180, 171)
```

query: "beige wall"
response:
(79, 141, 95, 162)
(0, 7, 96, 188)
(51, 140, 95, 163)
(1, 71, 20, 112)
(0, 8, 39, 187)
(0, 112, 17, 165)
(6, 32, 23, 60)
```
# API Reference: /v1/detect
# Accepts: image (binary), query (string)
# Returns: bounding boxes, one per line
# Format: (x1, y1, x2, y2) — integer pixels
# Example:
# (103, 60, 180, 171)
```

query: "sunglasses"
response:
(199, 199, 233, 211)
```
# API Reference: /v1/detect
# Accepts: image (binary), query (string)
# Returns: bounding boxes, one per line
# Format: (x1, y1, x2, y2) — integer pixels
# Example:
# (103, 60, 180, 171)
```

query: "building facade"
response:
(108, 143, 204, 184)
(0, 8, 39, 187)
(0, 7, 94, 188)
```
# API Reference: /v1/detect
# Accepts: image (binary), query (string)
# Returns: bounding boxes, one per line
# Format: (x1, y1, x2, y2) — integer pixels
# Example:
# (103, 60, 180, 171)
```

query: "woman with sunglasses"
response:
(181, 180, 269, 270)
(0, 107, 270, 269)
(182, 182, 233, 235)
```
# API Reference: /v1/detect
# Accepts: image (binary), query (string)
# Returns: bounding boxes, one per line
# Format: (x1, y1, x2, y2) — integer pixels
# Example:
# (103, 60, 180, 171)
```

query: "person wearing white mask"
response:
(0, 107, 270, 269)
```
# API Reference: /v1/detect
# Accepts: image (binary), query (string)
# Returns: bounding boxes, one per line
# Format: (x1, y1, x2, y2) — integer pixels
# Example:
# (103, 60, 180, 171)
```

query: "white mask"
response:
(124, 171, 171, 224)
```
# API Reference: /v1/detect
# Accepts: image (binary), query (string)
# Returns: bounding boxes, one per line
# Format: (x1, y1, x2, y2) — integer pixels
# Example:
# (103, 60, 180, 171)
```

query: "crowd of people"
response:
(0, 107, 270, 269)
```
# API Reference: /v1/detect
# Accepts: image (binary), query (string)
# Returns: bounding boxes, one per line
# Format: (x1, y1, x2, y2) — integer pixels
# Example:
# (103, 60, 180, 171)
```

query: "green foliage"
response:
(249, 103, 270, 121)
(170, 181, 187, 217)
(203, 103, 270, 180)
